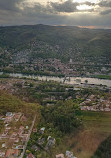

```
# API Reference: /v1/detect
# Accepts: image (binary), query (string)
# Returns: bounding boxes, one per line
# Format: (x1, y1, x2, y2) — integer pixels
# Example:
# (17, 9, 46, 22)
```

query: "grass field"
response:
(54, 111, 111, 158)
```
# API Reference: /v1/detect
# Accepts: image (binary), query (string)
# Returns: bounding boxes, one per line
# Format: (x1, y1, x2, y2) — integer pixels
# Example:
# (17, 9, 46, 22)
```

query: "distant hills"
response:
(0, 24, 111, 73)
(0, 24, 111, 63)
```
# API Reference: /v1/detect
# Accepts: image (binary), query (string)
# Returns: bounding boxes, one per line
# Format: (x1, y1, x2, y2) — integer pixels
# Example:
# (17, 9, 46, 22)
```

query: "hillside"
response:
(0, 90, 41, 157)
(0, 25, 111, 59)
(0, 90, 40, 116)
(0, 24, 111, 76)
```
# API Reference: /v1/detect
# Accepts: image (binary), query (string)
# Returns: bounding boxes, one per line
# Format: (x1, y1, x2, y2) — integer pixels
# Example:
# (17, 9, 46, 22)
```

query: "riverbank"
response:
(92, 75, 111, 80)
(0, 72, 111, 88)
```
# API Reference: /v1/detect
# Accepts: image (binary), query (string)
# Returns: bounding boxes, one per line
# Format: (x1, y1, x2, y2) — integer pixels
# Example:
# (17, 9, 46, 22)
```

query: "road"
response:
(20, 114, 37, 158)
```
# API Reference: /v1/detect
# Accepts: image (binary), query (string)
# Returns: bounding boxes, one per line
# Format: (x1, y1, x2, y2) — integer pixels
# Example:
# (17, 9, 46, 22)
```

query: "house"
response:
(18, 126, 24, 136)
(21, 134, 28, 142)
(20, 115, 27, 122)
(40, 127, 45, 134)
(10, 132, 17, 139)
(56, 154, 65, 158)
(26, 126, 29, 129)
(26, 153, 35, 158)
(33, 128, 37, 133)
(2, 143, 6, 148)
(66, 151, 77, 158)
(0, 151, 5, 157)
(14, 113, 22, 121)
(104, 108, 110, 112)
(5, 149, 19, 158)
(6, 112, 13, 117)
(4, 116, 13, 123)
(47, 136, 56, 147)
(66, 151, 73, 158)
(38, 138, 45, 145)
(15, 145, 24, 149)
(14, 138, 19, 143)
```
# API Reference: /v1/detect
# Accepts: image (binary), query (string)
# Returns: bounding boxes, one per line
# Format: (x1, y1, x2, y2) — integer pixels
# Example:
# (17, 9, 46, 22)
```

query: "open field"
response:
(53, 111, 111, 158)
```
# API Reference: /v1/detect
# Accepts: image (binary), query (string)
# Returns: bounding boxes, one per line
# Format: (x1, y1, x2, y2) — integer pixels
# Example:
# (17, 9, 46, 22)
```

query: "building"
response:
(5, 149, 19, 158)
(39, 127, 45, 134)
(6, 112, 13, 117)
(26, 153, 35, 158)
(56, 154, 65, 158)
(0, 151, 5, 157)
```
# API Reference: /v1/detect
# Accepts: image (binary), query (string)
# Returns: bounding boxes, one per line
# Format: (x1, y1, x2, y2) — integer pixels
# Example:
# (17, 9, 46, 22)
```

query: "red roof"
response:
(5, 149, 19, 158)
(27, 153, 35, 158)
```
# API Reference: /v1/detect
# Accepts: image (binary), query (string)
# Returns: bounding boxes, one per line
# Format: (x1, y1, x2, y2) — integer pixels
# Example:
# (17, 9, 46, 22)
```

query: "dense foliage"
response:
(41, 100, 81, 133)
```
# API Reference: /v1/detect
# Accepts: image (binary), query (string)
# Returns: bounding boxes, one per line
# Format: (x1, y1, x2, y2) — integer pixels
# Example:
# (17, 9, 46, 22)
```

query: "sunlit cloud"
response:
(77, 4, 93, 10)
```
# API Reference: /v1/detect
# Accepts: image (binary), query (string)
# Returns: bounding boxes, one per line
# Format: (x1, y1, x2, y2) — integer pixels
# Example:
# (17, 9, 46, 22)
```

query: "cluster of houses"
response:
(0, 111, 56, 158)
(26, 127, 77, 158)
(25, 126, 56, 158)
(1, 41, 111, 77)
(80, 94, 111, 112)
(56, 151, 77, 158)
(0, 112, 29, 158)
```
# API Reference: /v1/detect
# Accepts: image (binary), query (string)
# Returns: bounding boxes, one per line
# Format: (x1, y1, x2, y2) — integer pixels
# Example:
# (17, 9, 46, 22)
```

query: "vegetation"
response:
(57, 111, 111, 158)
(0, 25, 111, 62)
(41, 100, 81, 134)
(26, 99, 82, 158)
(93, 75, 111, 80)
(0, 90, 39, 116)
(0, 73, 10, 78)
(1, 77, 111, 158)
(92, 135, 111, 158)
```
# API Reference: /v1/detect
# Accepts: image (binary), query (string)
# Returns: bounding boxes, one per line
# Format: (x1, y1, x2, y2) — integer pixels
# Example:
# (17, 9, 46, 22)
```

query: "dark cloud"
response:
(0, 0, 23, 11)
(50, 0, 96, 13)
(82, 1, 96, 6)
(0, 0, 110, 27)
(99, 0, 111, 8)
(100, 9, 111, 15)
(50, 0, 78, 13)
(0, 0, 97, 14)
(98, 0, 111, 15)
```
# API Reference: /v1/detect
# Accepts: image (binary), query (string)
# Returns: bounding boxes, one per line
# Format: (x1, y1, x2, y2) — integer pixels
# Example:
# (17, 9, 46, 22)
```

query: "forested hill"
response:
(0, 24, 111, 62)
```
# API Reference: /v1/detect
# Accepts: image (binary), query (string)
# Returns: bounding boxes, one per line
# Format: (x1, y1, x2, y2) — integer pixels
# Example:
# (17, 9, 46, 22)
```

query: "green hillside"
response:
(0, 90, 39, 115)
(0, 25, 111, 61)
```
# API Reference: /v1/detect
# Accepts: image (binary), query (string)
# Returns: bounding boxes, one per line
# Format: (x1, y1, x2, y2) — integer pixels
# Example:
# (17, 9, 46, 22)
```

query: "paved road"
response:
(20, 114, 37, 158)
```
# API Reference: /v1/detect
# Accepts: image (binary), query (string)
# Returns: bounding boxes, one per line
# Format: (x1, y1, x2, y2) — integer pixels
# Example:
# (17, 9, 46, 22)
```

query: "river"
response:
(1, 72, 111, 88)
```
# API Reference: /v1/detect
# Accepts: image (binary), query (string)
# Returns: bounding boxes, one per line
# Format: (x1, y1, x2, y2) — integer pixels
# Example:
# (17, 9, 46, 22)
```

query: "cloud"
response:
(50, 0, 96, 13)
(0, 0, 97, 14)
(99, 0, 111, 8)
(50, 0, 78, 13)
(0, 0, 110, 27)
(0, 0, 23, 11)
(84, 1, 95, 6)
(98, 0, 111, 15)
(100, 9, 111, 15)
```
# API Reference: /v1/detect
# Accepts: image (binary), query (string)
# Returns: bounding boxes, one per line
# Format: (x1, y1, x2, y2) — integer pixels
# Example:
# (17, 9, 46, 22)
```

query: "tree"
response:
(41, 100, 81, 133)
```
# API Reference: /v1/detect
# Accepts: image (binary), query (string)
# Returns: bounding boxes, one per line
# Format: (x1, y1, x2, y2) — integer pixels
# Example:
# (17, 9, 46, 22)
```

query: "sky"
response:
(0, 0, 111, 28)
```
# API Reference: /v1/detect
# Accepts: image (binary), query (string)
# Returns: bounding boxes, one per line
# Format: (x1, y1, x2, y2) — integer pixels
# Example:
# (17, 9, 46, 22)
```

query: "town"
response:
(0, 111, 34, 157)
(1, 41, 111, 78)
(1, 74, 111, 158)
(0, 111, 77, 158)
